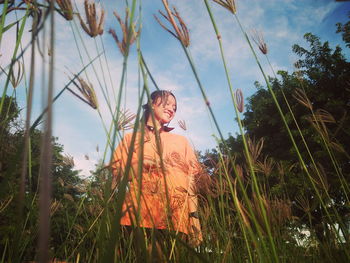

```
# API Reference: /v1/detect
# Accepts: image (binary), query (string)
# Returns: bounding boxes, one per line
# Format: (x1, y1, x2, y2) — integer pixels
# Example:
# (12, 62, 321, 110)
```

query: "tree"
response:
(0, 96, 84, 261)
(337, 13, 350, 48)
(202, 32, 350, 247)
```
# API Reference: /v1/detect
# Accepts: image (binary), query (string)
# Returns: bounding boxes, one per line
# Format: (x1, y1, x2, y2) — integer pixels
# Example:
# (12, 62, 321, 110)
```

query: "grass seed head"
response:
(63, 193, 74, 202)
(178, 120, 187, 130)
(276, 161, 286, 176)
(306, 109, 335, 142)
(57, 177, 64, 187)
(251, 194, 292, 232)
(78, 0, 105, 38)
(50, 200, 62, 216)
(74, 224, 84, 233)
(329, 141, 347, 155)
(62, 153, 75, 167)
(56, 0, 74, 20)
(212, 0, 237, 14)
(272, 198, 292, 226)
(194, 170, 215, 196)
(235, 88, 244, 112)
(310, 163, 329, 192)
(155, 0, 190, 47)
(256, 156, 275, 176)
(109, 9, 139, 55)
(116, 109, 136, 131)
(235, 164, 244, 182)
(251, 29, 268, 55)
(247, 137, 264, 164)
(68, 75, 98, 110)
(1, 61, 24, 89)
(295, 195, 311, 214)
(293, 88, 313, 110)
(233, 180, 250, 227)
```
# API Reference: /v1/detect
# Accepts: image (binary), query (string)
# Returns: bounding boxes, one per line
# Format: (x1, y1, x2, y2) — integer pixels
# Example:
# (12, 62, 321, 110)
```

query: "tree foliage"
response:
(337, 13, 350, 48)
(0, 96, 83, 261)
(202, 32, 350, 245)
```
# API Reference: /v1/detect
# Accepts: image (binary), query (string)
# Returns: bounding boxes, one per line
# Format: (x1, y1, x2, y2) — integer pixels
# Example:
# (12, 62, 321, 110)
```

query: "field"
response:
(0, 0, 350, 262)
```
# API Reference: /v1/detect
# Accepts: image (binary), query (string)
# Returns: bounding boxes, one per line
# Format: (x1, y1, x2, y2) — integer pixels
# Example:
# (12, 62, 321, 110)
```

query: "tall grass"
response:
(0, 0, 349, 262)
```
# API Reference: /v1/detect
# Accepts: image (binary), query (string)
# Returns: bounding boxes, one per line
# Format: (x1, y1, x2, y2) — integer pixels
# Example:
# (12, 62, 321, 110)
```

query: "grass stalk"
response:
(101, 90, 144, 262)
(30, 53, 102, 131)
(55, 195, 88, 258)
(0, 6, 52, 75)
(265, 55, 350, 203)
(99, 36, 118, 103)
(203, 2, 278, 261)
(0, 0, 9, 46)
(1, 1, 349, 261)
(140, 52, 160, 91)
(108, 0, 138, 163)
(216, 149, 268, 261)
(38, 1, 55, 261)
(0, 6, 29, 117)
(98, 1, 139, 260)
(19, 7, 38, 213)
(94, 37, 112, 102)
(180, 43, 225, 144)
(69, 18, 114, 117)
(232, 12, 349, 248)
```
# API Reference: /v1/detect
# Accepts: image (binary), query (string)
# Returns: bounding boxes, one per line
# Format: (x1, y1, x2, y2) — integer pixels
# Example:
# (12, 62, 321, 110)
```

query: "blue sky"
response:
(1, 0, 350, 176)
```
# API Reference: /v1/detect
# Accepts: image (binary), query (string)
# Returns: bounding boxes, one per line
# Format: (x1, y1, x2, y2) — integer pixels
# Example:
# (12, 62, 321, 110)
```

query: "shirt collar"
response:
(146, 124, 174, 133)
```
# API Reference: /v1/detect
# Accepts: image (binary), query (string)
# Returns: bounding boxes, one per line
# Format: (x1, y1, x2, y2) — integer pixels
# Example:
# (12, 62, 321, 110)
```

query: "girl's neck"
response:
(146, 117, 162, 131)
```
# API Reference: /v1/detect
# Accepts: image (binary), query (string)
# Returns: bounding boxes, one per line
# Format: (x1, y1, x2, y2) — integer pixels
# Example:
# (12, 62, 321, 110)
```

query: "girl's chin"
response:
(161, 119, 171, 124)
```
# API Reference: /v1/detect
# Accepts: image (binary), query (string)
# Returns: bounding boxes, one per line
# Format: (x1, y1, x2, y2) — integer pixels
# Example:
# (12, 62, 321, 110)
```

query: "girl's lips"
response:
(165, 111, 172, 118)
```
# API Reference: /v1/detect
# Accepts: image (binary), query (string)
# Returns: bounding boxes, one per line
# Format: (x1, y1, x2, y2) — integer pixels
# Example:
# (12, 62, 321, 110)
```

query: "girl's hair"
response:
(142, 90, 177, 125)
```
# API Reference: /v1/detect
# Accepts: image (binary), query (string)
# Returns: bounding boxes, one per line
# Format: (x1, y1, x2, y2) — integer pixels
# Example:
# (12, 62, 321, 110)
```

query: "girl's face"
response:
(152, 95, 177, 125)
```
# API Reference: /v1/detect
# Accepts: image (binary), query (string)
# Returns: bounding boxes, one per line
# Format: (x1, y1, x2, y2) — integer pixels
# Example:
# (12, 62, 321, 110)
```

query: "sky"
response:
(1, 0, 350, 177)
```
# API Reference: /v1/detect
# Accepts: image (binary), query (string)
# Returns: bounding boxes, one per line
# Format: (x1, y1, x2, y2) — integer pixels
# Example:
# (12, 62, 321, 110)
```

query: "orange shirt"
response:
(112, 128, 202, 242)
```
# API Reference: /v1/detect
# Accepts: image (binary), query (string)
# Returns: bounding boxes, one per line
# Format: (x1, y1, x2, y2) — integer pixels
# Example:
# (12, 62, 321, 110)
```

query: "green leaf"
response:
(2, 19, 19, 33)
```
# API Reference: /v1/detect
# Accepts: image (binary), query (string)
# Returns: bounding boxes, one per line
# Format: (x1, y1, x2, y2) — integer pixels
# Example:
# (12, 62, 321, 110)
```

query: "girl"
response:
(112, 90, 202, 247)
